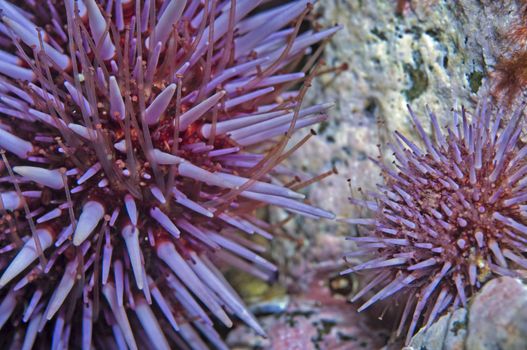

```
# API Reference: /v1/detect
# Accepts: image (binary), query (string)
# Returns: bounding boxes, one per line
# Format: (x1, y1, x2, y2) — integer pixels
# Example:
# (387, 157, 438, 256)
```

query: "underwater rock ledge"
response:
(408, 277, 527, 350)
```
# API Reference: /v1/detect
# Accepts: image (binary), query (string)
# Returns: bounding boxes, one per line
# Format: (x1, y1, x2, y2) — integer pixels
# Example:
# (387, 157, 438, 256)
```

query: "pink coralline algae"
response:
(343, 103, 527, 344)
(0, 1, 337, 349)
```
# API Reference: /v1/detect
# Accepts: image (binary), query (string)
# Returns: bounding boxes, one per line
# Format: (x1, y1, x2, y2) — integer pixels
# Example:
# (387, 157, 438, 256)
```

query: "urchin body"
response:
(0, 1, 336, 349)
(344, 104, 527, 343)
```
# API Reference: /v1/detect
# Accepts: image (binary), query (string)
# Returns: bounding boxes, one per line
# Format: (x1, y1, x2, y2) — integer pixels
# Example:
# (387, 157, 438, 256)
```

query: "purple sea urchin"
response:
(343, 103, 527, 344)
(0, 1, 337, 349)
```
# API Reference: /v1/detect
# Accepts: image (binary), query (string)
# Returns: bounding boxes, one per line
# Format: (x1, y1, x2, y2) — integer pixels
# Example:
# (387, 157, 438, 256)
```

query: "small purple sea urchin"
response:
(0, 1, 337, 349)
(343, 102, 527, 344)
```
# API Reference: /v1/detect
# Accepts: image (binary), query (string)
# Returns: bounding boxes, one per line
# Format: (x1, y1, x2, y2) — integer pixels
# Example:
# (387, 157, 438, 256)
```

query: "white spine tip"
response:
(150, 207, 180, 238)
(73, 201, 105, 246)
(85, 0, 116, 60)
(0, 128, 33, 158)
(144, 83, 177, 125)
(122, 225, 143, 290)
(68, 123, 97, 141)
(13, 166, 64, 190)
(150, 149, 185, 165)
(114, 140, 127, 153)
(0, 228, 53, 288)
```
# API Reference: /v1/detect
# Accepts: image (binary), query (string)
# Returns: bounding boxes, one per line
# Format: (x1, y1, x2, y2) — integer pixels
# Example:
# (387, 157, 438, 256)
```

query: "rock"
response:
(226, 271, 388, 350)
(408, 308, 466, 350)
(466, 277, 527, 350)
(299, 0, 527, 230)
(408, 277, 527, 350)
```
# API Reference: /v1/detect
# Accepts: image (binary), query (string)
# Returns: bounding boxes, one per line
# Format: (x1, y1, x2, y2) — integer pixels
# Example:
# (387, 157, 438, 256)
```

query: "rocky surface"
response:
(466, 277, 527, 350)
(303, 0, 527, 224)
(408, 308, 467, 350)
(226, 269, 389, 350)
(408, 277, 527, 350)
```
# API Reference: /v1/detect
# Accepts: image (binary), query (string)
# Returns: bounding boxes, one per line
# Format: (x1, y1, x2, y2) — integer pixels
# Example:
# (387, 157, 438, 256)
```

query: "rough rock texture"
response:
(466, 277, 527, 350)
(408, 277, 527, 350)
(408, 308, 467, 350)
(303, 0, 527, 223)
(226, 269, 389, 350)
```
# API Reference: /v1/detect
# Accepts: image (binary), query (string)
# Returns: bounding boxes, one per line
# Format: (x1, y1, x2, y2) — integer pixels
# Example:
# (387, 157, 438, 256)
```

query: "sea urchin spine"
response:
(0, 1, 338, 349)
(344, 102, 527, 344)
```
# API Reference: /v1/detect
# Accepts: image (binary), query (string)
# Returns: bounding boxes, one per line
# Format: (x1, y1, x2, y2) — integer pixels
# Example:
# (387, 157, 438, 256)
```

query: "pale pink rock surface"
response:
(227, 269, 388, 350)
(408, 277, 527, 350)
(466, 277, 527, 350)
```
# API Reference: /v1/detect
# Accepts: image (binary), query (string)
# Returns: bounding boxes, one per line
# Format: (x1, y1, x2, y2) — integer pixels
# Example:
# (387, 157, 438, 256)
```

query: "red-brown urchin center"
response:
(383, 133, 526, 270)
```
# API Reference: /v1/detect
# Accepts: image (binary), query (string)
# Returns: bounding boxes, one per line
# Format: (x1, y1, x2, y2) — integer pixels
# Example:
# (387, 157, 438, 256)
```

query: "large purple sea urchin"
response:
(0, 1, 337, 349)
(343, 103, 527, 344)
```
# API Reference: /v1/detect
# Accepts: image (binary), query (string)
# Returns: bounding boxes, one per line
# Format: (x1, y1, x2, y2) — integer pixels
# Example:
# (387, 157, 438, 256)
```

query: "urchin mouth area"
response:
(386, 128, 525, 250)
